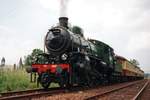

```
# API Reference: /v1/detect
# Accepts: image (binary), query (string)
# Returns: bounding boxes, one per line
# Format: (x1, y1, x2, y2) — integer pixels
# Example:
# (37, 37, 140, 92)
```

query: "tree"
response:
(130, 59, 140, 66)
(24, 55, 32, 66)
(1, 57, 5, 67)
(24, 49, 45, 66)
(19, 57, 23, 68)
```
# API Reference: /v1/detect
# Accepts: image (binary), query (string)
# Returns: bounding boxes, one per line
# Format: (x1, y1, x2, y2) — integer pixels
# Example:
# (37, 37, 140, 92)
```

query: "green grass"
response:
(0, 68, 59, 93)
(0, 69, 37, 92)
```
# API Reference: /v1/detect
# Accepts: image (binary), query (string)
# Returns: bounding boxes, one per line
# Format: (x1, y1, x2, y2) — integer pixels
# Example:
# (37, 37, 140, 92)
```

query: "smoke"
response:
(60, 0, 69, 17)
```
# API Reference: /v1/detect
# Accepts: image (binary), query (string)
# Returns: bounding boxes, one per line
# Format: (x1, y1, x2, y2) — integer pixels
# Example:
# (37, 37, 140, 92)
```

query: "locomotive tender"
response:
(29, 17, 144, 88)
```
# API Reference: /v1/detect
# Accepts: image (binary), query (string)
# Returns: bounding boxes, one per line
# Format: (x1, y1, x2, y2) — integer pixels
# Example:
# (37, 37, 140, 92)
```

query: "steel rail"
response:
(0, 87, 68, 100)
(85, 80, 146, 100)
(132, 80, 149, 100)
(0, 89, 66, 100)
(0, 87, 61, 97)
(0, 86, 86, 100)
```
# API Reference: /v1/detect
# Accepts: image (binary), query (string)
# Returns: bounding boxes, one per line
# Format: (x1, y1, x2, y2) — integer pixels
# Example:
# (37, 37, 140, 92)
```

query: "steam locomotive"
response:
(28, 17, 144, 89)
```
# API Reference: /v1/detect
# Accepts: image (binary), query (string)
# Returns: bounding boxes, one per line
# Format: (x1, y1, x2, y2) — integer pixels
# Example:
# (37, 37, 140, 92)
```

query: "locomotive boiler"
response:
(28, 17, 144, 89)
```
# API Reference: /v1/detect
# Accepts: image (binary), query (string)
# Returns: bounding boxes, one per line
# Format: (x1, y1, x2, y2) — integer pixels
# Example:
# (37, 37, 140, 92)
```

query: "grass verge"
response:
(0, 69, 37, 92)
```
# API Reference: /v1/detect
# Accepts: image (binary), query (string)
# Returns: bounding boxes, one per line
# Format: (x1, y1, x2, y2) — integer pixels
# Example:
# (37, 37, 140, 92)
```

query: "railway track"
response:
(0, 87, 58, 97)
(0, 86, 90, 100)
(0, 87, 69, 100)
(36, 80, 147, 100)
(85, 79, 148, 100)
(0, 80, 148, 100)
(132, 80, 150, 100)
(0, 86, 89, 100)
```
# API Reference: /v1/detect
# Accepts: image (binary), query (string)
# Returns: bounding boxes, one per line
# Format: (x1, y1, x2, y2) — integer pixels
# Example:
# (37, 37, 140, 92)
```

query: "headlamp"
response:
(61, 53, 68, 60)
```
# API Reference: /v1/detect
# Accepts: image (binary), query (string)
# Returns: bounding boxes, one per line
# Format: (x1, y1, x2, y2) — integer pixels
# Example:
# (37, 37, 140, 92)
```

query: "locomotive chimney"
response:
(59, 17, 68, 28)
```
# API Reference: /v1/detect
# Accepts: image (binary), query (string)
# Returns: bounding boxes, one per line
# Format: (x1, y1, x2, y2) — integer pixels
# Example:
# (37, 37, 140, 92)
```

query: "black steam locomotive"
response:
(28, 17, 143, 89)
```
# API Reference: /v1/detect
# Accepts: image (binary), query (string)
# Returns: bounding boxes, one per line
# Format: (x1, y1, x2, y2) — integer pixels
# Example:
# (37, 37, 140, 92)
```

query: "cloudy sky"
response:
(0, 0, 149, 72)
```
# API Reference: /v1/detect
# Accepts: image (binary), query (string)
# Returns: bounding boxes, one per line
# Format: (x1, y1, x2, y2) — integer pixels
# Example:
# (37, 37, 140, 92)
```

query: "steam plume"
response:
(60, 0, 69, 17)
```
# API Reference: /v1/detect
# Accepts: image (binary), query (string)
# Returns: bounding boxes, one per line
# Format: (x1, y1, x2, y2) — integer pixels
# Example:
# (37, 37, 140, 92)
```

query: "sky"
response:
(0, 0, 149, 72)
